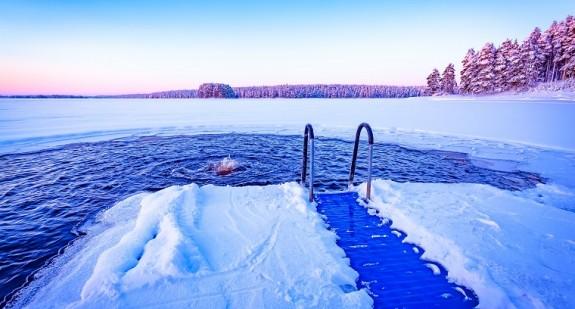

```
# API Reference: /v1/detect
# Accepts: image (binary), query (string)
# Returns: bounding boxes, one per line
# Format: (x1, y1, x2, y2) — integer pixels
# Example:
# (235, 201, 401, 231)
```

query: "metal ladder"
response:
(300, 123, 479, 308)
(301, 122, 374, 201)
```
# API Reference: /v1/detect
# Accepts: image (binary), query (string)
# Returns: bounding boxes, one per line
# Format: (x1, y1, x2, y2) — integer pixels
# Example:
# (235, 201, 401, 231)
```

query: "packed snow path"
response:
(316, 192, 479, 308)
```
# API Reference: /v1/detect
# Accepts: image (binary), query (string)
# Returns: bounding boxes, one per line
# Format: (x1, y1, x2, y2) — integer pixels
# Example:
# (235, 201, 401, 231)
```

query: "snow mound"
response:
(16, 183, 371, 308)
(358, 179, 575, 308)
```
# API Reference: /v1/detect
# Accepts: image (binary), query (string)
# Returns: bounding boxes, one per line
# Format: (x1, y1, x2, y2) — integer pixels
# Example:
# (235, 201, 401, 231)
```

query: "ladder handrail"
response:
(348, 123, 374, 200)
(301, 124, 315, 202)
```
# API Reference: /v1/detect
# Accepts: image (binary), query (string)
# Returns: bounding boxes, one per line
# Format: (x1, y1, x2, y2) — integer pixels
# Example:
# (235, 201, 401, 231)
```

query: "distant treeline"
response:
(233, 84, 423, 98)
(0, 95, 89, 99)
(107, 83, 423, 99)
(1, 83, 424, 99)
(108, 89, 198, 99)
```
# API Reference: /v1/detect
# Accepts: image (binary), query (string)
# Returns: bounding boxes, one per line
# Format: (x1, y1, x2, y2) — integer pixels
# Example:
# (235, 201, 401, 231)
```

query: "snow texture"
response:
(13, 183, 371, 308)
(357, 180, 575, 309)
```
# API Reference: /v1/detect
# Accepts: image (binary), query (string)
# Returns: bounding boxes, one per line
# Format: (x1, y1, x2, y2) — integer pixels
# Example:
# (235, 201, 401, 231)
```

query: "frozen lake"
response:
(1, 97, 575, 153)
(1, 97, 575, 308)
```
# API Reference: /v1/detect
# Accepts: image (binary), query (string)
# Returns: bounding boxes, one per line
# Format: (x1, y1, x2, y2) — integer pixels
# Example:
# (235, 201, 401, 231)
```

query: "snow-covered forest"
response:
(427, 15, 575, 95)
(103, 84, 423, 99)
(233, 84, 423, 98)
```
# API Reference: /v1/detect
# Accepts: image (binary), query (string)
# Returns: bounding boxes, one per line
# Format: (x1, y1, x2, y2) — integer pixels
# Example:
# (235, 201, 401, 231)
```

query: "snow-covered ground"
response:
(14, 180, 575, 308)
(13, 183, 371, 308)
(15, 180, 575, 309)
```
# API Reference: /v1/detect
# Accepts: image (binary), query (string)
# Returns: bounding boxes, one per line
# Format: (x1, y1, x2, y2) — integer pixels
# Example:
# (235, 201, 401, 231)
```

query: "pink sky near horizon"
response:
(0, 34, 429, 95)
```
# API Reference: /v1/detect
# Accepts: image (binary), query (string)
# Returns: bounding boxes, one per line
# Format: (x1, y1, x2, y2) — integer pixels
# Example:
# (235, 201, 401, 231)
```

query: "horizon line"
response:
(0, 82, 426, 97)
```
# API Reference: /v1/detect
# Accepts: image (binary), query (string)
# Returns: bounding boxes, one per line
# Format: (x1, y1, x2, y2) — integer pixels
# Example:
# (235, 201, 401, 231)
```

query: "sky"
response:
(0, 0, 574, 95)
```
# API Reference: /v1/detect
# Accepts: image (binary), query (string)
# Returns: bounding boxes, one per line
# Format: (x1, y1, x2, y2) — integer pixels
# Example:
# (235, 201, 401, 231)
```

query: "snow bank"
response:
(14, 183, 371, 308)
(522, 80, 575, 100)
(357, 179, 575, 308)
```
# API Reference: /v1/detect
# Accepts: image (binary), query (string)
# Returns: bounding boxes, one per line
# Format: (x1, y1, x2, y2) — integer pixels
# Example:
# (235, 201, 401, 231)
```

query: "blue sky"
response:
(0, 0, 573, 95)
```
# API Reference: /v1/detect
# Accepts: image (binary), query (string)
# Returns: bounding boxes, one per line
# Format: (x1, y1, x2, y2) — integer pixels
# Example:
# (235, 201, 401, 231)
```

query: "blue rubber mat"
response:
(316, 192, 479, 308)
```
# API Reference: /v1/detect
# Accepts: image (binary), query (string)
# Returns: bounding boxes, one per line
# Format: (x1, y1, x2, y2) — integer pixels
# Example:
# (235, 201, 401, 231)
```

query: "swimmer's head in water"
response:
(213, 156, 239, 176)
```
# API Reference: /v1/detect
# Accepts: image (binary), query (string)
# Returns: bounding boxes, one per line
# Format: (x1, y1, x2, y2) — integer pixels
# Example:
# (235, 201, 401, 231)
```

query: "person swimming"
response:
(213, 156, 238, 176)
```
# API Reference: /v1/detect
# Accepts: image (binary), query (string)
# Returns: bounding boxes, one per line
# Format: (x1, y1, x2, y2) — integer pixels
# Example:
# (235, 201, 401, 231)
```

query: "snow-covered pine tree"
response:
(521, 27, 546, 86)
(564, 57, 575, 80)
(559, 16, 575, 79)
(440, 63, 457, 94)
(453, 15, 575, 95)
(425, 69, 441, 95)
(540, 24, 553, 82)
(551, 19, 568, 81)
(475, 42, 497, 93)
(506, 40, 527, 90)
(542, 21, 564, 82)
(460, 49, 477, 94)
(494, 39, 513, 92)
